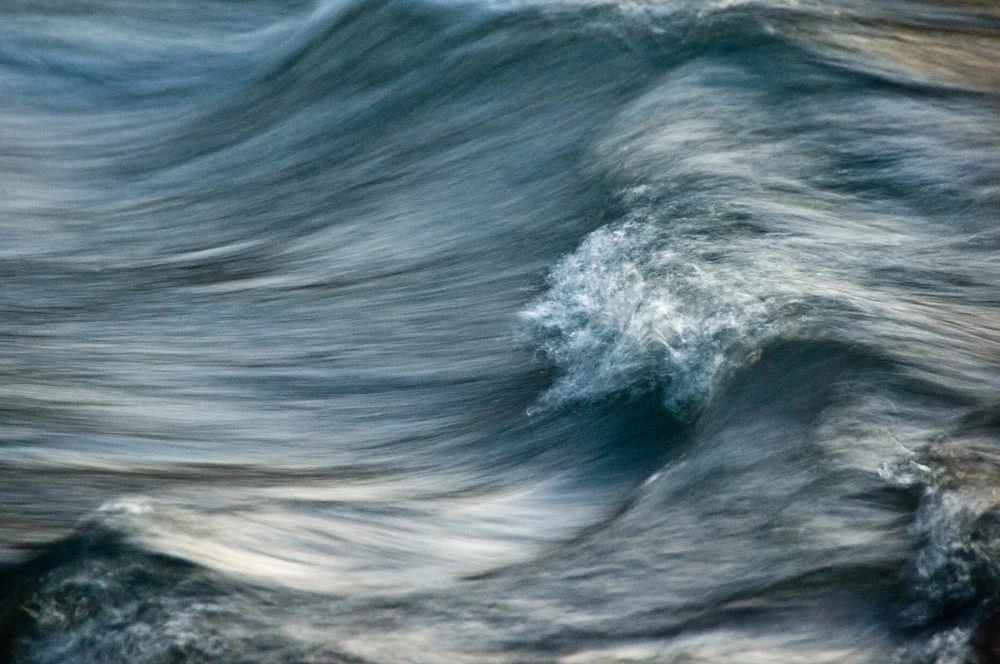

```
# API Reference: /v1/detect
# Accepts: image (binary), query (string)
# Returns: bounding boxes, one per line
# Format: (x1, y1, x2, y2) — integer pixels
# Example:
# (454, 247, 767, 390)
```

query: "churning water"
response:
(0, 0, 998, 662)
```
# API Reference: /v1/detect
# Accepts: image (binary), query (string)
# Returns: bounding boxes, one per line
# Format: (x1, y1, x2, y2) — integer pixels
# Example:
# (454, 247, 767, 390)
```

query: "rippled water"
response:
(0, 0, 998, 662)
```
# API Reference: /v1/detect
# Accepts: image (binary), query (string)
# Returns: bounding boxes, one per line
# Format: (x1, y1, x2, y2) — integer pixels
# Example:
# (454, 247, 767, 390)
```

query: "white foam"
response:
(521, 205, 780, 418)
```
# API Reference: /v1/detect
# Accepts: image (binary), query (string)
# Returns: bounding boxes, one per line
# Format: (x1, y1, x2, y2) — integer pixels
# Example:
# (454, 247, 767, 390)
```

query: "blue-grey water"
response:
(0, 0, 998, 662)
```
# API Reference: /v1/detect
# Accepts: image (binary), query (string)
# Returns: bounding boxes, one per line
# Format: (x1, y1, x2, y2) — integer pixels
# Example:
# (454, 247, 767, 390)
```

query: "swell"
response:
(0, 0, 997, 662)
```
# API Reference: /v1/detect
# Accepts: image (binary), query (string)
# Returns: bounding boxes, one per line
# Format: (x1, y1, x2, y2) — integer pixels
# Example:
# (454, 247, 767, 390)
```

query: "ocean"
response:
(0, 0, 998, 662)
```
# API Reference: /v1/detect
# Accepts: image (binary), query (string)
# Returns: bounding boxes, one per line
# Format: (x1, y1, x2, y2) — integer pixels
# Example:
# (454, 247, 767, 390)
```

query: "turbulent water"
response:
(0, 0, 998, 662)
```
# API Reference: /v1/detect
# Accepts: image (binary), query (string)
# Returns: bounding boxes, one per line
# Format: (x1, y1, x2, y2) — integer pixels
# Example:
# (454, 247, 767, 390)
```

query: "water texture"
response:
(0, 0, 998, 662)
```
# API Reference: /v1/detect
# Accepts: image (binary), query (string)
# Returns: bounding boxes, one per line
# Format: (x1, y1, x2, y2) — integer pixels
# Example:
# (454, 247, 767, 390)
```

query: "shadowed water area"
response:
(0, 0, 998, 661)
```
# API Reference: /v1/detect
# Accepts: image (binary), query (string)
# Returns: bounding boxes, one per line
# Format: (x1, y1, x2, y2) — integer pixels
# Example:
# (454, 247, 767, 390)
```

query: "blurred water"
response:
(0, 0, 998, 662)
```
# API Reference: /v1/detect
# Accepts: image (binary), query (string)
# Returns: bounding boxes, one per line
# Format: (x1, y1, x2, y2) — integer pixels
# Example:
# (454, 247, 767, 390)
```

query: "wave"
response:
(0, 0, 997, 662)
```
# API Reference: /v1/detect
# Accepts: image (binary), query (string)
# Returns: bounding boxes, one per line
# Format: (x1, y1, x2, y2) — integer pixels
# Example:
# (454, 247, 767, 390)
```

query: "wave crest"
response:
(521, 193, 782, 418)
